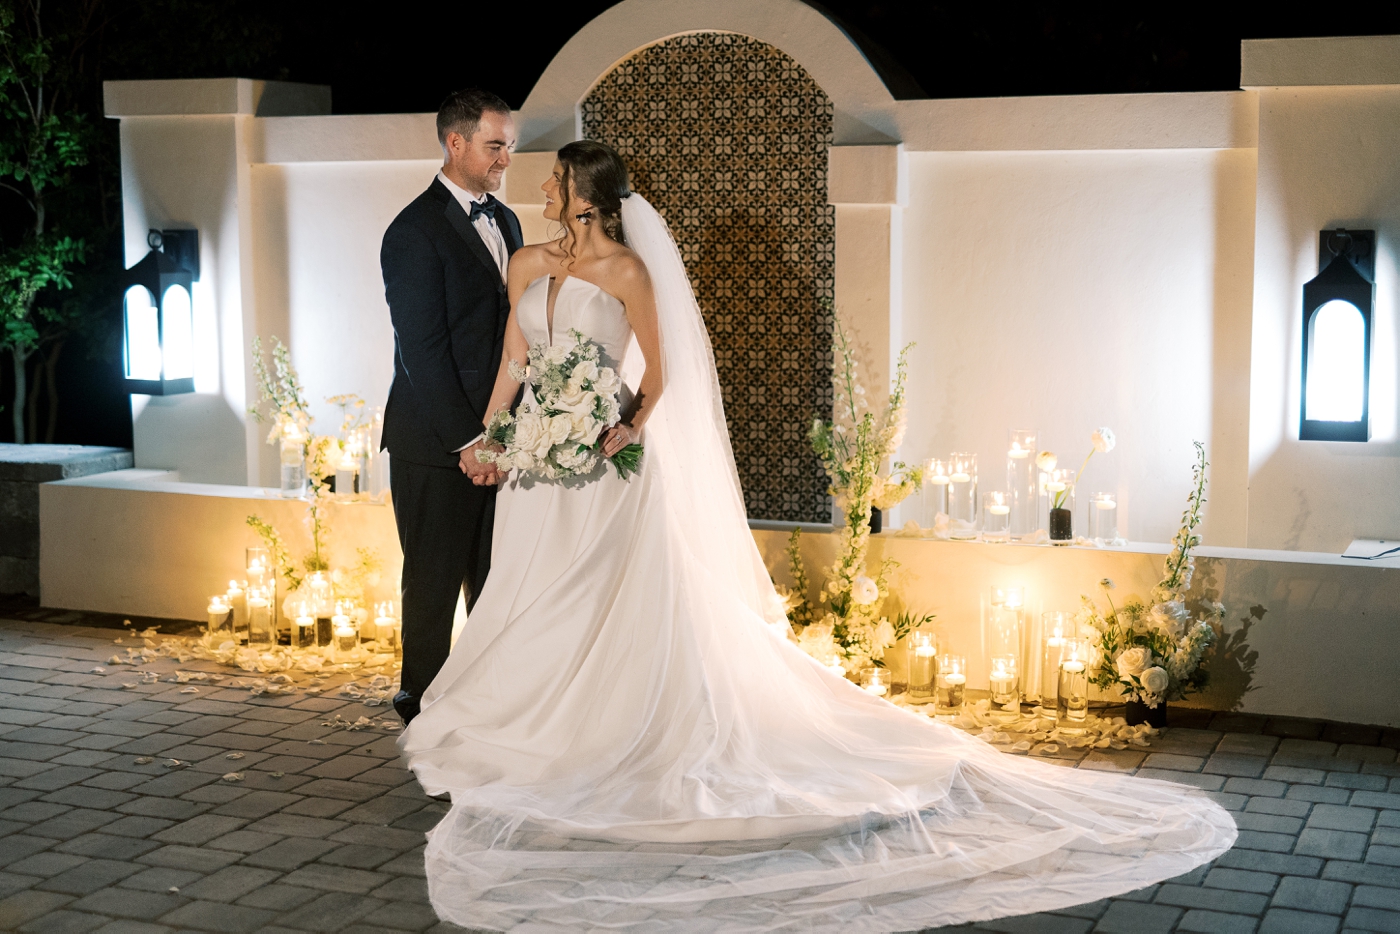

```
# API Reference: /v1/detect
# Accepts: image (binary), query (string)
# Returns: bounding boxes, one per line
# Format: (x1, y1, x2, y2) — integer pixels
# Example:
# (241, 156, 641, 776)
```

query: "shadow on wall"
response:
(1191, 555, 1260, 712)
(133, 394, 247, 485)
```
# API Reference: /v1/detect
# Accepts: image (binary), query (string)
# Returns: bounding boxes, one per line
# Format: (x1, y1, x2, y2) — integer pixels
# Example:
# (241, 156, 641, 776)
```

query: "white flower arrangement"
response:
(480, 329, 642, 480)
(1046, 425, 1116, 510)
(784, 317, 931, 674)
(1083, 442, 1221, 706)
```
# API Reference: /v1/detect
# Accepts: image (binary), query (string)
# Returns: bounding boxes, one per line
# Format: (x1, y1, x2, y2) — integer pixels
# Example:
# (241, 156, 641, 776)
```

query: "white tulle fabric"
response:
(400, 194, 1236, 932)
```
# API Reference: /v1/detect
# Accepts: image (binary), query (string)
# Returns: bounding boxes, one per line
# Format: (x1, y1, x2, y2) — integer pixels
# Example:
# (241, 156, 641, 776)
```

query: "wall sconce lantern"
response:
(121, 228, 199, 395)
(1300, 228, 1374, 442)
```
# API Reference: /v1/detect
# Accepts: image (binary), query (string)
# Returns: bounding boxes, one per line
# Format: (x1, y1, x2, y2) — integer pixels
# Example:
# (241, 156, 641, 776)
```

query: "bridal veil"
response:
(406, 193, 1236, 932)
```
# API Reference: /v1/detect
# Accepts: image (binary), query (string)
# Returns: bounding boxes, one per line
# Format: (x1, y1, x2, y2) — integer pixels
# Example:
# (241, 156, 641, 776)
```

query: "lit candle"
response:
(950, 472, 971, 483)
(295, 615, 316, 649)
(988, 503, 1010, 516)
(1008, 446, 1030, 459)
(1046, 481, 1066, 493)
(990, 656, 1017, 700)
(374, 614, 397, 649)
(335, 450, 357, 497)
(334, 619, 357, 653)
(207, 597, 231, 638)
(226, 580, 247, 641)
(247, 592, 273, 645)
(862, 668, 889, 696)
(929, 473, 949, 485)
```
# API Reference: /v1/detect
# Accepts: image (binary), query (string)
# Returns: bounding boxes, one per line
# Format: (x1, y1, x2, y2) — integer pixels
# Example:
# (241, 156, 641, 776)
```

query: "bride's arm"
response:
(601, 256, 662, 457)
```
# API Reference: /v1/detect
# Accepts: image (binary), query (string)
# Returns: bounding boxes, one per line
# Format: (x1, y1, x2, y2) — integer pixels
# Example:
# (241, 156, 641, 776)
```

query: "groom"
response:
(380, 88, 521, 725)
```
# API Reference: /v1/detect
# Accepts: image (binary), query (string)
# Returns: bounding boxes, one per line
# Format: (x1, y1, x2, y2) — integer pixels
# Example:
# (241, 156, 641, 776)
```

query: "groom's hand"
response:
(460, 442, 500, 486)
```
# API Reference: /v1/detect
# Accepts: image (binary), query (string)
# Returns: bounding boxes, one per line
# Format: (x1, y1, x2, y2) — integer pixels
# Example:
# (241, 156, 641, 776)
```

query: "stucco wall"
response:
(899, 148, 1257, 545)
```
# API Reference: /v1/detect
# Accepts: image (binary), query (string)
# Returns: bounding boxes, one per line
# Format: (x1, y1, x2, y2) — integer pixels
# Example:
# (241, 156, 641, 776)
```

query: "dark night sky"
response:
(241, 1, 1400, 114)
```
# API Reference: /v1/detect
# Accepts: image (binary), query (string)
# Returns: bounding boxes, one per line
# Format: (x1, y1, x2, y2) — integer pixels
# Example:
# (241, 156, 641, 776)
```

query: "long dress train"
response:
(400, 197, 1235, 932)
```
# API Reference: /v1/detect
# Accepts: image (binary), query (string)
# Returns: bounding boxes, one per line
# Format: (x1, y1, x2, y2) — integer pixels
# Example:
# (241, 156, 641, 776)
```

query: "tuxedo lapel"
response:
(442, 197, 503, 286)
(498, 205, 523, 255)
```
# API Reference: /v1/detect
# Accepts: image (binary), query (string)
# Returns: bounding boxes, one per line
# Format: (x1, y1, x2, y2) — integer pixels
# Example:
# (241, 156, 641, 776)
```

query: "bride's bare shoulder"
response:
(599, 245, 650, 288)
(507, 242, 563, 285)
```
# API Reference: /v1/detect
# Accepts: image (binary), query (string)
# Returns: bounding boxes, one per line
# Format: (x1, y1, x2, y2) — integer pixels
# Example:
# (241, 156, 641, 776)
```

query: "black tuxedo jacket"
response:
(380, 179, 523, 469)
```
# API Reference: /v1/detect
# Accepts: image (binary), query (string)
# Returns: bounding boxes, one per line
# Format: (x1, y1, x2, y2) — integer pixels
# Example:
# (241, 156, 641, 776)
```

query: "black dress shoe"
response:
(393, 690, 421, 725)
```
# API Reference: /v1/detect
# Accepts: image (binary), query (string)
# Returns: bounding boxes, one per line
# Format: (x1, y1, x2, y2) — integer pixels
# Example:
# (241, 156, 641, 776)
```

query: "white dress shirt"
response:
(437, 170, 509, 282)
(437, 170, 507, 454)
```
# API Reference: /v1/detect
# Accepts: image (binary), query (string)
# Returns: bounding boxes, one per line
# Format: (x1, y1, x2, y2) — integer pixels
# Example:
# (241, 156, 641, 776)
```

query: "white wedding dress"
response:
(400, 195, 1235, 932)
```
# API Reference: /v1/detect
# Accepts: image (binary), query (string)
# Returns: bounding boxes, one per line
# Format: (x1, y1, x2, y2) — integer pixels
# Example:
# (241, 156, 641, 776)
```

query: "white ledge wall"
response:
(100, 19, 1400, 551)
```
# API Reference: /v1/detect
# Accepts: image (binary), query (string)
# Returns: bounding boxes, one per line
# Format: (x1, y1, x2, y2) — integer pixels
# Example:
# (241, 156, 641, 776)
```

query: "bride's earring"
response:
(576, 211, 593, 225)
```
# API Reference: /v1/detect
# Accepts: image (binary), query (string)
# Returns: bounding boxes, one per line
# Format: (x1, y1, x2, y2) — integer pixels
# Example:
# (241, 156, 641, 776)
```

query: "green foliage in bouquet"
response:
(1081, 442, 1222, 705)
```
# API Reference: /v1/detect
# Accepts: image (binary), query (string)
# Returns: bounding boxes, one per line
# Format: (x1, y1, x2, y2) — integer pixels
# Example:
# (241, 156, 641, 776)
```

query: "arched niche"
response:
(514, 0, 902, 151)
(509, 0, 907, 523)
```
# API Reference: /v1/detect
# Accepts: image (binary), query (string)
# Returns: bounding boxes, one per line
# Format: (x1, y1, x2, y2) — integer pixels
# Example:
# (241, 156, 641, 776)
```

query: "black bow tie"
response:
(469, 196, 498, 222)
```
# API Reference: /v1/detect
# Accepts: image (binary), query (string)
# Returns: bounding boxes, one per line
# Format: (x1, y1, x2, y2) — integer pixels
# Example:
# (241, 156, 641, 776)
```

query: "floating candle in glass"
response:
(207, 596, 232, 640)
(294, 614, 316, 649)
(936, 655, 966, 718)
(906, 630, 938, 700)
(247, 589, 274, 645)
(860, 667, 889, 697)
(923, 457, 950, 520)
(226, 580, 248, 643)
(982, 491, 1011, 542)
(947, 453, 978, 538)
(1008, 429, 1039, 540)
(1057, 640, 1090, 728)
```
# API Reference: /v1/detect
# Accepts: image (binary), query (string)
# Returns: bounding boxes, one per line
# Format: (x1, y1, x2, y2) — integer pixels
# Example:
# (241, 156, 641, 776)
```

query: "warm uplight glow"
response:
(124, 286, 161, 380)
(1306, 299, 1366, 422)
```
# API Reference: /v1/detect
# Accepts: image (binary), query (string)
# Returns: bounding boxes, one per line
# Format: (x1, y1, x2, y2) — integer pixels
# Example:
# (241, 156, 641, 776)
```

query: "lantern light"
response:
(121, 229, 199, 395)
(1300, 229, 1374, 442)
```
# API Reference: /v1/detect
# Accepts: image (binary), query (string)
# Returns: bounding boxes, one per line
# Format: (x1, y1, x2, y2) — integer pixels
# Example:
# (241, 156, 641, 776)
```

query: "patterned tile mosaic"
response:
(581, 32, 835, 522)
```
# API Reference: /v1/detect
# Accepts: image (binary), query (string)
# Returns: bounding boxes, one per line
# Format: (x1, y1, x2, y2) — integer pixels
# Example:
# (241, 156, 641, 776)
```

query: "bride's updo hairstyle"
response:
(557, 140, 630, 246)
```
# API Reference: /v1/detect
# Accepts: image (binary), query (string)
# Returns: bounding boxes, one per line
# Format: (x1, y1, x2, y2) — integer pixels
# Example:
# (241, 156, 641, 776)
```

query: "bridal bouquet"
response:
(1080, 443, 1221, 706)
(480, 329, 643, 480)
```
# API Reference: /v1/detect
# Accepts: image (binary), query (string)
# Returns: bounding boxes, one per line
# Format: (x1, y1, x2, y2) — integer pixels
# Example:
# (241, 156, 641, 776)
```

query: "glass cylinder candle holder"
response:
(982, 492, 1011, 542)
(947, 453, 978, 537)
(923, 458, 950, 521)
(1087, 491, 1118, 544)
(207, 596, 233, 640)
(859, 666, 890, 697)
(935, 655, 967, 718)
(989, 654, 1020, 717)
(1043, 469, 1075, 544)
(294, 614, 317, 649)
(334, 619, 358, 654)
(1039, 611, 1074, 708)
(247, 588, 275, 646)
(245, 546, 270, 586)
(1007, 429, 1039, 539)
(334, 451, 358, 497)
(906, 629, 938, 701)
(226, 580, 248, 643)
(280, 430, 307, 499)
(1057, 641, 1091, 729)
(373, 609, 400, 653)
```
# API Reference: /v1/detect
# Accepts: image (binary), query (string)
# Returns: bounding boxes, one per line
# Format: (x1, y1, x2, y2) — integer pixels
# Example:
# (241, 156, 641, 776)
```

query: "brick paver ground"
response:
(1, 613, 1398, 934)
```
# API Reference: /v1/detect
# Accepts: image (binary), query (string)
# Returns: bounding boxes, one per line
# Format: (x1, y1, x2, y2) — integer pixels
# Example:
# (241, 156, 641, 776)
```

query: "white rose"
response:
(543, 345, 570, 366)
(1140, 666, 1170, 694)
(553, 385, 597, 416)
(571, 360, 599, 383)
(547, 414, 572, 447)
(593, 367, 620, 397)
(874, 617, 896, 647)
(1115, 646, 1152, 678)
(850, 576, 879, 606)
(1092, 427, 1116, 454)
(1149, 600, 1190, 637)
(512, 412, 543, 452)
(1036, 451, 1057, 472)
(510, 451, 535, 470)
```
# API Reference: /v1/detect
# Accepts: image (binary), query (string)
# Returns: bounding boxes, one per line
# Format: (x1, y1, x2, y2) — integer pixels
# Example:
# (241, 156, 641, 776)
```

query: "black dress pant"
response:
(390, 457, 495, 700)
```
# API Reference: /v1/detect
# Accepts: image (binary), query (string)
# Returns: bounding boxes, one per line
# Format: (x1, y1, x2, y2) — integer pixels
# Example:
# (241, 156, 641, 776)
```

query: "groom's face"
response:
(445, 109, 515, 194)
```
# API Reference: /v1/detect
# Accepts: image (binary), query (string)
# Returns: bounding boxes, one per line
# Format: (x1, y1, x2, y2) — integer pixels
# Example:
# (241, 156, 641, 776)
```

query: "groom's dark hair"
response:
(437, 88, 511, 146)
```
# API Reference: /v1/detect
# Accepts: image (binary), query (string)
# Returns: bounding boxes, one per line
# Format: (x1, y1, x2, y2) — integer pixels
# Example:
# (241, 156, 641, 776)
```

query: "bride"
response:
(400, 140, 1236, 932)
